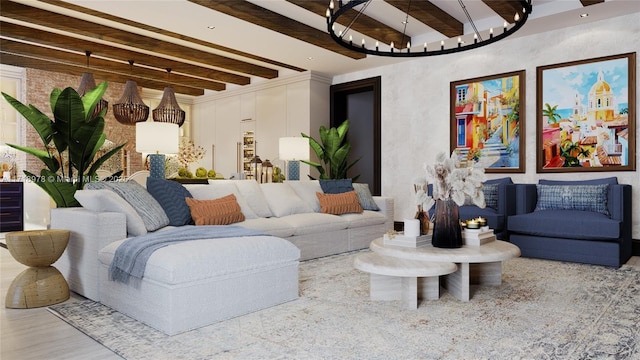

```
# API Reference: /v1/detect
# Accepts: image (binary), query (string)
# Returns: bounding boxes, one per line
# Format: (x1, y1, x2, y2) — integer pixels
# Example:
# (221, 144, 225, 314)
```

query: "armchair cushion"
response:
(535, 184, 610, 217)
(508, 209, 621, 241)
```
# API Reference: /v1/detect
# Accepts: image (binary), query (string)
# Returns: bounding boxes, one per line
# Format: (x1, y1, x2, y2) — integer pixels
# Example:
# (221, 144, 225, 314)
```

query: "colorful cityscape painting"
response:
(537, 53, 635, 172)
(450, 70, 525, 173)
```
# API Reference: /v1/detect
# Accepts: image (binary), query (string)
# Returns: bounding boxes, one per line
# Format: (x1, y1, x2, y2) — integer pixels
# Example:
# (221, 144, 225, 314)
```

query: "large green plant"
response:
(2, 82, 125, 207)
(301, 119, 359, 180)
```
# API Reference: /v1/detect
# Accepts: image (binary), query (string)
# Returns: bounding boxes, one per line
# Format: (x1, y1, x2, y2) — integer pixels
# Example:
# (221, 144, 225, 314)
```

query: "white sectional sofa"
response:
(51, 178, 393, 334)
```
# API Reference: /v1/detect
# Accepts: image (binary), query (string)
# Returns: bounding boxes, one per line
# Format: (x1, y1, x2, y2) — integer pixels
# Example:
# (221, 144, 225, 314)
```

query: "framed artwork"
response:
(450, 70, 525, 173)
(536, 52, 636, 173)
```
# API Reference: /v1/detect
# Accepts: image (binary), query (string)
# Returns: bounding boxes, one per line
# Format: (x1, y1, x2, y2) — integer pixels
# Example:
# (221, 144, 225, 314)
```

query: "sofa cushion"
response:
(340, 210, 387, 228)
(146, 178, 193, 226)
(260, 183, 313, 217)
(535, 184, 610, 217)
(237, 217, 295, 238)
(316, 191, 363, 215)
(231, 180, 273, 218)
(85, 181, 169, 232)
(319, 179, 354, 194)
(353, 183, 380, 211)
(278, 213, 349, 236)
(508, 209, 621, 240)
(185, 183, 257, 219)
(99, 235, 300, 285)
(538, 177, 618, 186)
(185, 195, 245, 225)
(75, 189, 148, 236)
(286, 180, 322, 212)
(482, 183, 500, 210)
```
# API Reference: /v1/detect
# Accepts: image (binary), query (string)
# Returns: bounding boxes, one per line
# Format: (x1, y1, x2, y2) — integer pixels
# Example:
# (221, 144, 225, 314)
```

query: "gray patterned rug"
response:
(48, 251, 640, 360)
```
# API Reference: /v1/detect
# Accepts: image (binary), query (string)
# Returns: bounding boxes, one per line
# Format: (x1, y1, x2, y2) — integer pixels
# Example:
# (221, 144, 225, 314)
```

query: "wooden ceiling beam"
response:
(188, 0, 366, 60)
(287, 0, 409, 48)
(481, 0, 526, 24)
(0, 0, 278, 79)
(0, 52, 205, 96)
(0, 38, 225, 92)
(580, 0, 605, 6)
(385, 0, 462, 38)
(0, 21, 245, 86)
(37, 0, 306, 73)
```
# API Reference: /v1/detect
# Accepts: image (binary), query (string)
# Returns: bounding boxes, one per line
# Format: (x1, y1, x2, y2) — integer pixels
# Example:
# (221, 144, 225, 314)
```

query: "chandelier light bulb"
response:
(390, 41, 394, 49)
(329, 0, 334, 10)
(326, 8, 330, 17)
(407, 41, 410, 49)
(514, 13, 520, 21)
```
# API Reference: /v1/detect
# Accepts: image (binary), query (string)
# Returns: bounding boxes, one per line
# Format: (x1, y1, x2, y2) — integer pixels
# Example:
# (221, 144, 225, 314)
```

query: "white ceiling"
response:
(34, 0, 640, 87)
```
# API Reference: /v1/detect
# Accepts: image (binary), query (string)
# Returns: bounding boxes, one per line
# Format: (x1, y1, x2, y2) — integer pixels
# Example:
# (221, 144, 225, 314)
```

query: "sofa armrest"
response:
(515, 184, 537, 214)
(497, 183, 516, 217)
(50, 207, 127, 301)
(373, 196, 394, 230)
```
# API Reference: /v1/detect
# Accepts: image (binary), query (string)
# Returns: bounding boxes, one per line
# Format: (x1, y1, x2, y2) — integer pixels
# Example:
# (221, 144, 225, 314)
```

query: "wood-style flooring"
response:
(1, 236, 639, 360)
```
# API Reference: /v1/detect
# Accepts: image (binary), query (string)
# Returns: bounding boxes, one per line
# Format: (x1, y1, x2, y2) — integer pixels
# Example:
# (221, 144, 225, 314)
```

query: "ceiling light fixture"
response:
(152, 68, 186, 127)
(579, 13, 589, 18)
(326, 0, 532, 57)
(77, 51, 108, 116)
(113, 60, 149, 125)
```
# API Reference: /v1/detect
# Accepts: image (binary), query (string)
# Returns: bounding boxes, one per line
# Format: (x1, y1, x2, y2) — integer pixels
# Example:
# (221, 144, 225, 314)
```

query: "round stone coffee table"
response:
(5, 229, 70, 308)
(370, 238, 520, 302)
(354, 252, 457, 309)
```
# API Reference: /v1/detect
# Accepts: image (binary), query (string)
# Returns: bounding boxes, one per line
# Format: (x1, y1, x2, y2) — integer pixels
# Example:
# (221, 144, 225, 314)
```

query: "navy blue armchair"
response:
(428, 177, 516, 240)
(507, 177, 632, 268)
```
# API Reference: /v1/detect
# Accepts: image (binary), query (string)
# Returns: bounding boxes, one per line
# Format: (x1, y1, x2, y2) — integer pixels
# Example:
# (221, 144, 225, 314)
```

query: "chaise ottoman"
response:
(97, 234, 300, 335)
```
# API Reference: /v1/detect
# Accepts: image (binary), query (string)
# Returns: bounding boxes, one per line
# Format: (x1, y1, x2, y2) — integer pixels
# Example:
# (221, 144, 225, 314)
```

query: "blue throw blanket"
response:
(109, 225, 266, 285)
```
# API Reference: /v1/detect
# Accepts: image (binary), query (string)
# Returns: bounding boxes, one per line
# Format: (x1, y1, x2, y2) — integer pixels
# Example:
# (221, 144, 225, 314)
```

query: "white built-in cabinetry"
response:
(191, 72, 330, 179)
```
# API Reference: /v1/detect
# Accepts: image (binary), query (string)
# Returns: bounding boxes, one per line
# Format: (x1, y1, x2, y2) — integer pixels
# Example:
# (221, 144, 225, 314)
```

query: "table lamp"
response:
(279, 137, 309, 181)
(136, 122, 179, 178)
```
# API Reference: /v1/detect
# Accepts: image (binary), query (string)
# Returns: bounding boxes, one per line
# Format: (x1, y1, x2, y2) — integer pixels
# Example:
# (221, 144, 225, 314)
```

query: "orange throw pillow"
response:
(316, 190, 363, 215)
(185, 194, 245, 225)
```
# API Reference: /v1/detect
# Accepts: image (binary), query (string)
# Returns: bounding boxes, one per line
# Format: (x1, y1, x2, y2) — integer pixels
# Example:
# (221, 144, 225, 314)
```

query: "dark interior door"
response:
(330, 77, 381, 195)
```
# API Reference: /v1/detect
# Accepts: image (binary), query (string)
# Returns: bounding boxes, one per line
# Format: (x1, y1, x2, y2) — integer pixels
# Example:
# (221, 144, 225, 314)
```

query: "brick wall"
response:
(25, 68, 143, 176)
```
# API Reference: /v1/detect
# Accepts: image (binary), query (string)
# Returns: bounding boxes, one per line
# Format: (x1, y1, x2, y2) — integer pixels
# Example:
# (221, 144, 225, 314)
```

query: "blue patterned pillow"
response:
(85, 181, 170, 231)
(319, 179, 354, 194)
(535, 184, 610, 216)
(482, 183, 499, 210)
(146, 178, 194, 226)
(353, 183, 379, 211)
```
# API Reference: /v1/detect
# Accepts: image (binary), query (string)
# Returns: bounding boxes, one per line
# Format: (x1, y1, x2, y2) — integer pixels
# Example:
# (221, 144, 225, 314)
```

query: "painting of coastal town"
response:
(537, 53, 636, 172)
(450, 70, 525, 173)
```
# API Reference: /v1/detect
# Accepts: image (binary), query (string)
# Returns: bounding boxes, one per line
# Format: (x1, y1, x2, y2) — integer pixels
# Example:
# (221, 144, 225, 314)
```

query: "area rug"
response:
(48, 251, 640, 360)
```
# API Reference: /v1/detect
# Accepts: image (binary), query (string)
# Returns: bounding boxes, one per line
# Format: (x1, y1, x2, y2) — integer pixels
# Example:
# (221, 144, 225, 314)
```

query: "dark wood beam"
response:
(0, 21, 245, 86)
(188, 0, 366, 60)
(37, 0, 306, 73)
(580, 0, 605, 6)
(386, 0, 462, 38)
(482, 0, 526, 23)
(0, 52, 205, 96)
(287, 0, 409, 48)
(0, 39, 225, 92)
(0, 0, 278, 79)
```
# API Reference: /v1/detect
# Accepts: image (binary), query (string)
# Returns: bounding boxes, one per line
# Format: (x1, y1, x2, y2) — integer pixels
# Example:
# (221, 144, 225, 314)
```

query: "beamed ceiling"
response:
(0, 0, 633, 97)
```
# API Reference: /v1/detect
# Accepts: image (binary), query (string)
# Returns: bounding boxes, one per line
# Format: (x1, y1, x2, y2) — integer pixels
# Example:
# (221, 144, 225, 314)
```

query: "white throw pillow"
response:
(285, 180, 322, 212)
(185, 182, 257, 219)
(260, 183, 313, 217)
(75, 189, 147, 236)
(233, 180, 273, 218)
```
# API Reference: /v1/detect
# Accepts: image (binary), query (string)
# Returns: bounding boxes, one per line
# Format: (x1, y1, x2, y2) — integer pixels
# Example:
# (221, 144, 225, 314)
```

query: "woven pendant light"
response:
(152, 69, 185, 127)
(113, 61, 149, 125)
(77, 51, 108, 118)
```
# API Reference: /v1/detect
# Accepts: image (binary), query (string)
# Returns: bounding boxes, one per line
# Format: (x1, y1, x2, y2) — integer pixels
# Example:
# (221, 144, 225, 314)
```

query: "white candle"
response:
(404, 219, 420, 237)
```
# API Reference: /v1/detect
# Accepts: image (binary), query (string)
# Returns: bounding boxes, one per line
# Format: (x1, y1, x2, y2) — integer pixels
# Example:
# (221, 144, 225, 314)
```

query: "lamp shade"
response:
(279, 137, 309, 161)
(135, 122, 179, 154)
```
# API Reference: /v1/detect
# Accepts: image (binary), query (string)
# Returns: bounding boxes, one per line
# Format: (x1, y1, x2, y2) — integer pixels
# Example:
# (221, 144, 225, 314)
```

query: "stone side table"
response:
(5, 229, 70, 308)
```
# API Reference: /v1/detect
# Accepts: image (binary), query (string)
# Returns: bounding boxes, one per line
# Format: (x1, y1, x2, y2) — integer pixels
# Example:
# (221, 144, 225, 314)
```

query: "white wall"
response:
(333, 13, 640, 239)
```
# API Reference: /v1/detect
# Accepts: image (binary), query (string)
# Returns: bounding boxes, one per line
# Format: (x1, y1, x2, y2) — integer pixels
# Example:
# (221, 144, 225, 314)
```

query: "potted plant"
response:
(301, 119, 359, 180)
(1, 82, 125, 207)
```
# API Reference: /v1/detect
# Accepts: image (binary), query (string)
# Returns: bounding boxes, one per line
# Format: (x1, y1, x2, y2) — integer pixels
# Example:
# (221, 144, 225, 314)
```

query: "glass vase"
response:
(414, 206, 430, 235)
(432, 198, 462, 248)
